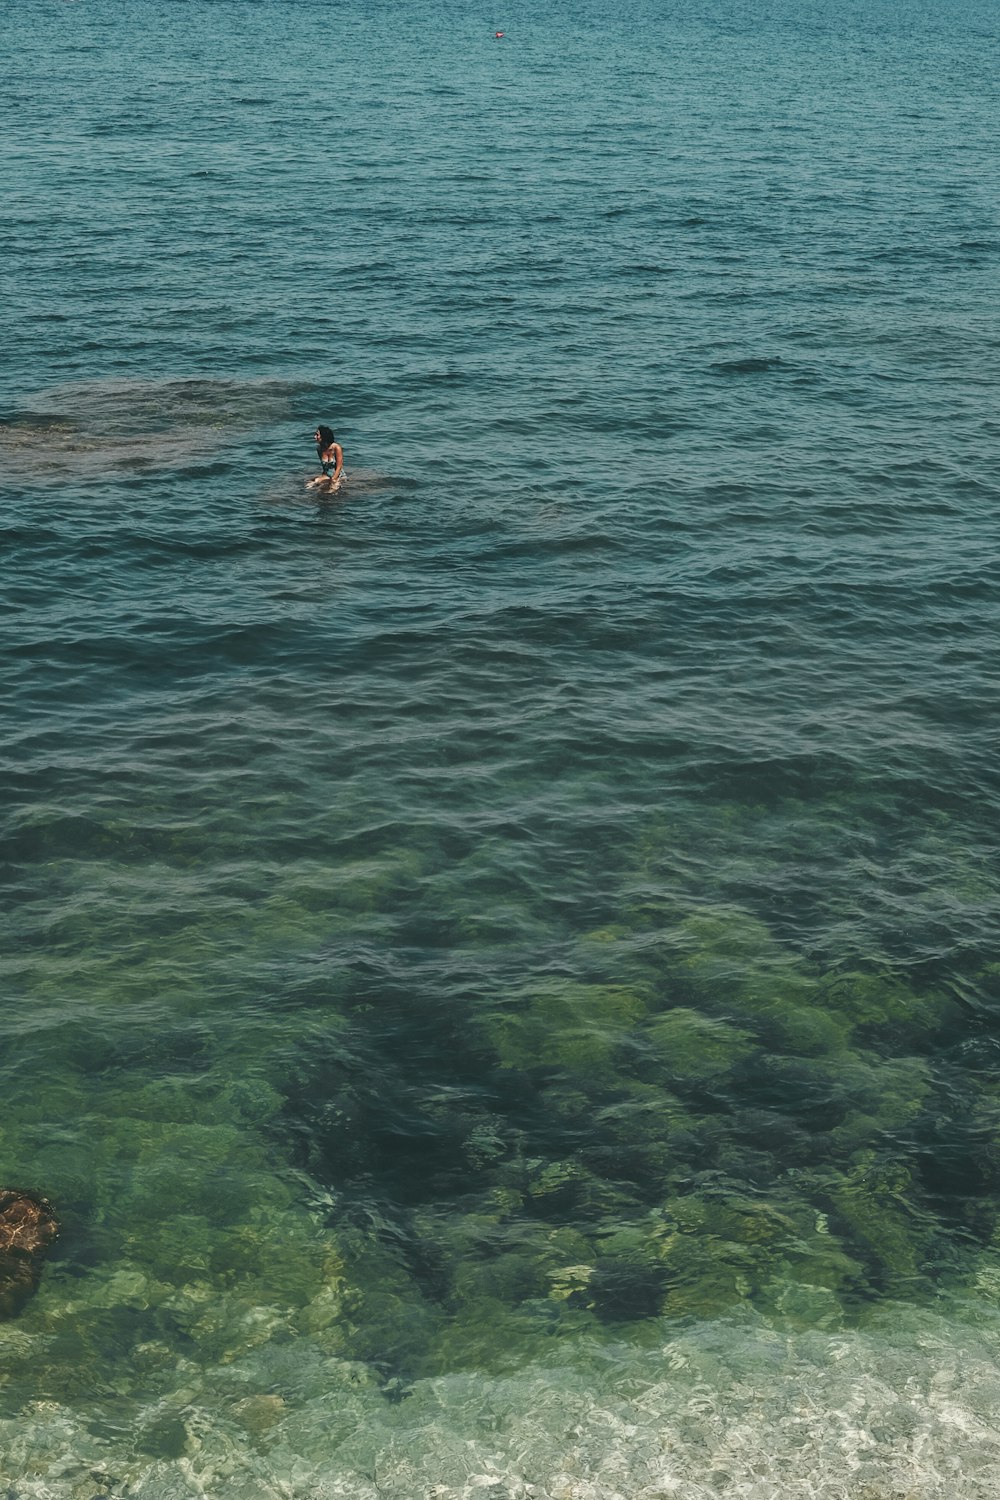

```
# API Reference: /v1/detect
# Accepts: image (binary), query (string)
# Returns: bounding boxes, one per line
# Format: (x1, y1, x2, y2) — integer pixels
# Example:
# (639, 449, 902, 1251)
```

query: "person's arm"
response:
(331, 443, 344, 483)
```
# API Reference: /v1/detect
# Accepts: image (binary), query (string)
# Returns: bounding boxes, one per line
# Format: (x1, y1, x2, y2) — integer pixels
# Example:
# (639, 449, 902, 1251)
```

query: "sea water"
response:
(3, 0, 1000, 1494)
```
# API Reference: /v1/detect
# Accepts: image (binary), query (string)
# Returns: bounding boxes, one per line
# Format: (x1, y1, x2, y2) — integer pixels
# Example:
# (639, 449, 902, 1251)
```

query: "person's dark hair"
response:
(316, 425, 335, 449)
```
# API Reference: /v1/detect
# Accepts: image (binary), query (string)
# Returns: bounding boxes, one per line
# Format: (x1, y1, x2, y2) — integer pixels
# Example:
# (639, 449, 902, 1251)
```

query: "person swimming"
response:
(310, 425, 344, 488)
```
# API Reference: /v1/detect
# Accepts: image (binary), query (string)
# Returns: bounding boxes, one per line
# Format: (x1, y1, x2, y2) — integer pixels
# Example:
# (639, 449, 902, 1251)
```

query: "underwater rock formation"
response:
(0, 1189, 58, 1319)
(0, 375, 305, 482)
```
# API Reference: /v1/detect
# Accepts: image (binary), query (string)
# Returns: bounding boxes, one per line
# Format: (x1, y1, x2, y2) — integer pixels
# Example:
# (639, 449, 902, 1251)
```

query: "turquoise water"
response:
(4, 0, 1000, 1493)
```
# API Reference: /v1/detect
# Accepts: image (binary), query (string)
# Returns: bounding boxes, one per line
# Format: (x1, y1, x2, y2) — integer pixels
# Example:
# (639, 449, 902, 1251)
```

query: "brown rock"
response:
(0, 1189, 59, 1319)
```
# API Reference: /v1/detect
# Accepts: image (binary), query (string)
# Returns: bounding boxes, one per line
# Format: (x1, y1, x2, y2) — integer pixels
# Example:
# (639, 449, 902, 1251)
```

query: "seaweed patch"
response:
(0, 1189, 59, 1319)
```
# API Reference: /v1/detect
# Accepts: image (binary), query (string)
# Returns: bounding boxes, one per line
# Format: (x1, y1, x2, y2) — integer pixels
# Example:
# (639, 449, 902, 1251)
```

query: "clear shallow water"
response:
(3, 0, 1000, 1494)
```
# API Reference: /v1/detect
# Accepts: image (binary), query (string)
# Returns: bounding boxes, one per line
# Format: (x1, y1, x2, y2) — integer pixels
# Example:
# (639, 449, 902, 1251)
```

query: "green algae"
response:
(487, 981, 651, 1082)
(257, 885, 986, 1375)
(2, 948, 978, 1403)
(6, 774, 1000, 1413)
(643, 1008, 754, 1081)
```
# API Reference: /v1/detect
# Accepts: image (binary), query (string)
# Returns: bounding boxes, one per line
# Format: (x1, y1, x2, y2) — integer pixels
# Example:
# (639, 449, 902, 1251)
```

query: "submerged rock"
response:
(0, 1190, 58, 1319)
